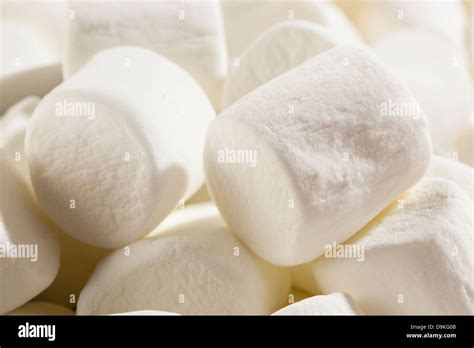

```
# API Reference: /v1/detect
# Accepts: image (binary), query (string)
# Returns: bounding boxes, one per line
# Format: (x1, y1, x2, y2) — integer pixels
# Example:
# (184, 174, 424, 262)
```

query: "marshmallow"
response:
(65, 1, 226, 109)
(112, 310, 179, 316)
(7, 301, 74, 316)
(221, 0, 360, 59)
(351, 0, 466, 48)
(426, 155, 473, 200)
(302, 178, 474, 314)
(0, 96, 39, 185)
(374, 30, 472, 153)
(0, 151, 60, 314)
(1, 0, 66, 60)
(77, 203, 290, 315)
(224, 20, 349, 107)
(186, 184, 212, 205)
(273, 293, 363, 315)
(1, 23, 55, 77)
(456, 118, 474, 166)
(26, 47, 214, 249)
(205, 46, 432, 266)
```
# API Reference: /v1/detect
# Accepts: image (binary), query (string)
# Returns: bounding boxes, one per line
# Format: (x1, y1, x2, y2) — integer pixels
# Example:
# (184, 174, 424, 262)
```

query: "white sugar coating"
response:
(7, 301, 74, 316)
(456, 117, 474, 166)
(64, 1, 226, 109)
(112, 310, 179, 316)
(426, 155, 473, 200)
(273, 293, 363, 315)
(303, 178, 474, 314)
(223, 20, 351, 107)
(26, 46, 215, 249)
(374, 30, 472, 153)
(351, 0, 466, 49)
(221, 0, 360, 59)
(1, 23, 55, 77)
(0, 96, 39, 185)
(77, 203, 290, 315)
(0, 151, 60, 314)
(205, 46, 432, 266)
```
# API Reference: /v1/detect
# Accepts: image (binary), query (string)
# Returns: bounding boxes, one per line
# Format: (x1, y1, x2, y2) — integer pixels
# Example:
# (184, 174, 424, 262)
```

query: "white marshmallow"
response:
(351, 0, 466, 48)
(374, 30, 472, 153)
(205, 46, 432, 266)
(273, 293, 363, 315)
(0, 96, 39, 185)
(0, 151, 60, 314)
(77, 203, 290, 315)
(426, 155, 473, 200)
(26, 47, 215, 249)
(65, 1, 227, 109)
(224, 20, 349, 107)
(301, 178, 474, 314)
(7, 301, 74, 316)
(1, 23, 55, 77)
(456, 117, 474, 166)
(222, 0, 360, 59)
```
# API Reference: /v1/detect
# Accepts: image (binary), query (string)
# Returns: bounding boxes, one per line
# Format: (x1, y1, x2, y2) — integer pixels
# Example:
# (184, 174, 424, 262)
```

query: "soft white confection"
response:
(374, 30, 472, 153)
(221, 0, 360, 59)
(7, 301, 74, 316)
(273, 293, 363, 315)
(456, 118, 474, 166)
(224, 20, 350, 107)
(64, 0, 227, 109)
(0, 151, 60, 314)
(35, 230, 109, 309)
(351, 0, 466, 48)
(77, 203, 290, 315)
(426, 155, 473, 200)
(205, 46, 432, 266)
(112, 310, 179, 316)
(304, 178, 474, 314)
(0, 96, 39, 185)
(26, 47, 215, 249)
(1, 23, 55, 77)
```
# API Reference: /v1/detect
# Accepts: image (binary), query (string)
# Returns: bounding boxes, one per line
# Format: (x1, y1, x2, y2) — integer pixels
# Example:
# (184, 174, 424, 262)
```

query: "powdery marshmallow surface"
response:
(26, 47, 215, 249)
(273, 293, 363, 315)
(224, 20, 350, 107)
(205, 46, 432, 266)
(374, 30, 472, 153)
(302, 178, 474, 315)
(0, 96, 39, 185)
(0, 151, 60, 314)
(64, 1, 227, 109)
(426, 155, 473, 200)
(112, 310, 179, 316)
(221, 0, 359, 59)
(77, 203, 290, 315)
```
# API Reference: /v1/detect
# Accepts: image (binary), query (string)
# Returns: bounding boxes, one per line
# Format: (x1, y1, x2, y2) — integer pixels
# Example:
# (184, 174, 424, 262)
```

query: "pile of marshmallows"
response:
(1, 0, 473, 316)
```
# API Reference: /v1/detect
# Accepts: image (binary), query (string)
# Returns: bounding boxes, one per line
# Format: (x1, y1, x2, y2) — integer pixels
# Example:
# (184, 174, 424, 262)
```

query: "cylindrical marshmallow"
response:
(223, 20, 350, 107)
(26, 46, 215, 249)
(7, 301, 74, 316)
(64, 1, 227, 109)
(301, 178, 474, 314)
(0, 150, 60, 314)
